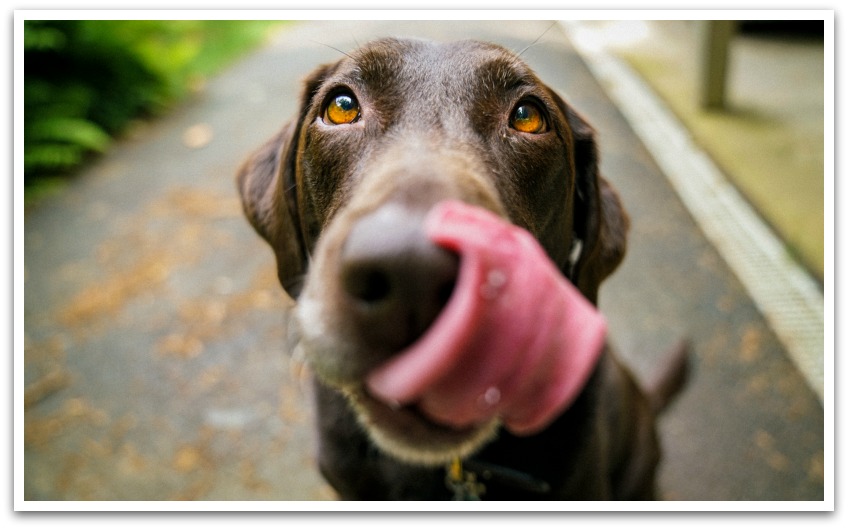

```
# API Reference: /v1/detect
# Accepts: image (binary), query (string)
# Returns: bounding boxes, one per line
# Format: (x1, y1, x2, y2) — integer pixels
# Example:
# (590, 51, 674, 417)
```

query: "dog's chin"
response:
(338, 385, 500, 467)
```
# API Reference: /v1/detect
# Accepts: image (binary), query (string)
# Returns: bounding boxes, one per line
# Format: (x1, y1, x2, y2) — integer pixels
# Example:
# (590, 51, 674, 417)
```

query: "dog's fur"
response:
(238, 38, 686, 500)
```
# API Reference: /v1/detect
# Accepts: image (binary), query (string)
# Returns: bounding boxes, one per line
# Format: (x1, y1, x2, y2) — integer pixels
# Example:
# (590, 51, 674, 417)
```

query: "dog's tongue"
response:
(365, 200, 606, 436)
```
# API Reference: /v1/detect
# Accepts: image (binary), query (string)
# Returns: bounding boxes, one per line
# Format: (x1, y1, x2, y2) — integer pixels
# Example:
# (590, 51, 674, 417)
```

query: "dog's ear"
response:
(236, 63, 336, 298)
(557, 97, 629, 304)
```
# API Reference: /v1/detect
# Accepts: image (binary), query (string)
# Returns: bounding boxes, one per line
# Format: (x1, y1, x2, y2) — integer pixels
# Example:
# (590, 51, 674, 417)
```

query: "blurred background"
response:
(20, 18, 827, 503)
(576, 20, 824, 282)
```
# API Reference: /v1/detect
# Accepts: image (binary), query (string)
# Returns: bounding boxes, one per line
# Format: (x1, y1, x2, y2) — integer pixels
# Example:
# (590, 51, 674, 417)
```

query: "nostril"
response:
(344, 264, 393, 305)
(436, 277, 456, 308)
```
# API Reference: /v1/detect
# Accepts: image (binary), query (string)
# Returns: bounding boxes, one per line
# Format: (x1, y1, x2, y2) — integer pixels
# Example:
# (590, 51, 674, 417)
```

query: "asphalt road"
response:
(22, 20, 824, 503)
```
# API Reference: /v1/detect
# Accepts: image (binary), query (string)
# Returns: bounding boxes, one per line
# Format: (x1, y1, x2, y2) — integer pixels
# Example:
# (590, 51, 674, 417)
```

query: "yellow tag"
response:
(449, 458, 463, 482)
(446, 458, 485, 500)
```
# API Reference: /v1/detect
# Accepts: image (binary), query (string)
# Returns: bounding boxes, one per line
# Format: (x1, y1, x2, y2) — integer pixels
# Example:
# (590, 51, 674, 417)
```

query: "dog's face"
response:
(238, 38, 627, 465)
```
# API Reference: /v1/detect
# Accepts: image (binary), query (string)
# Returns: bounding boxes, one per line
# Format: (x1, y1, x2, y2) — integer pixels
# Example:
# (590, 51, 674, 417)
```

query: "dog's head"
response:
(238, 38, 628, 465)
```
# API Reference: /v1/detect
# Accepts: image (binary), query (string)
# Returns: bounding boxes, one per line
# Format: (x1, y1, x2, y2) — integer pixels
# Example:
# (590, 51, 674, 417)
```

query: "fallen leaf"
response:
(182, 123, 214, 149)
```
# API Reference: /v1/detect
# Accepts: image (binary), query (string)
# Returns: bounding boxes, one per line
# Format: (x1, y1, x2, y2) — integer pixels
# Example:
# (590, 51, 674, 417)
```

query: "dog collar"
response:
(445, 458, 484, 500)
(445, 457, 551, 500)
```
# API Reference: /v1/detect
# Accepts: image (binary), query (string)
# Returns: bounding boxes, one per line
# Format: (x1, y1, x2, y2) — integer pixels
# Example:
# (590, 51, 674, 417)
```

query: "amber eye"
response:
(324, 93, 360, 125)
(510, 102, 547, 134)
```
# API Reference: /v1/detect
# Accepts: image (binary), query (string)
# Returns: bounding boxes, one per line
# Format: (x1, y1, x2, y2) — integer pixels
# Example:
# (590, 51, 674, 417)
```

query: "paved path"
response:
(22, 20, 824, 503)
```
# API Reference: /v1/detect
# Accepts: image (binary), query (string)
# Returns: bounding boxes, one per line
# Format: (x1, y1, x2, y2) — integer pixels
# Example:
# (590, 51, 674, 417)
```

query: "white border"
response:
(11, 5, 837, 518)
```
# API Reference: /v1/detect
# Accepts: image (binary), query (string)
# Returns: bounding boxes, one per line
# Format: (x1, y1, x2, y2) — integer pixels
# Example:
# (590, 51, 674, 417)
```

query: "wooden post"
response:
(701, 20, 737, 110)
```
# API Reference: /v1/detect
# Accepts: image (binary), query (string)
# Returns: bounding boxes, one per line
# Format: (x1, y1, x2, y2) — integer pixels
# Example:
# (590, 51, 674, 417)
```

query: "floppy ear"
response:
(236, 63, 336, 298)
(560, 100, 630, 305)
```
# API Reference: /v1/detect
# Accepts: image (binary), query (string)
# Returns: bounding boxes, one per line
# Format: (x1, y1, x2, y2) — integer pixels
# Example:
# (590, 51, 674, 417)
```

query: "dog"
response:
(237, 37, 687, 500)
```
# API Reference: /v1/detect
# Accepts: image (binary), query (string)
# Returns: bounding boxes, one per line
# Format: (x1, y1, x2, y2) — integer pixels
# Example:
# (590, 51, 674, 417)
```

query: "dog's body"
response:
(238, 37, 686, 500)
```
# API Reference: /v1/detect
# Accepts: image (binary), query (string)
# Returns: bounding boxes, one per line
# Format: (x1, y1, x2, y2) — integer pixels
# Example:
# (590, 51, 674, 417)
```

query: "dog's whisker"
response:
(310, 39, 355, 60)
(289, 342, 313, 394)
(516, 21, 558, 58)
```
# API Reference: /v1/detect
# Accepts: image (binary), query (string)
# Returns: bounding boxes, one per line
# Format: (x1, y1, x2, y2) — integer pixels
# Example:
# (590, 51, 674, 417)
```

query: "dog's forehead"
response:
(342, 38, 538, 94)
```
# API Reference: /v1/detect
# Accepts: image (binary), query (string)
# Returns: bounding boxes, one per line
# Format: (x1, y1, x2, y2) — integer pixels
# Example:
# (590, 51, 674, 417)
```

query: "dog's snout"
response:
(340, 206, 459, 353)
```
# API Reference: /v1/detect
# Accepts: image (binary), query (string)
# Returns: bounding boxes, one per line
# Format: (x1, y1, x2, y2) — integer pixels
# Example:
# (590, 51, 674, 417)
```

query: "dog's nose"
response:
(340, 205, 459, 353)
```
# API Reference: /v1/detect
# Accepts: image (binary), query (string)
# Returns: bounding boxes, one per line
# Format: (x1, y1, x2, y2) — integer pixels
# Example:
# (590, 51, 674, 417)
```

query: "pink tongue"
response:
(365, 200, 606, 436)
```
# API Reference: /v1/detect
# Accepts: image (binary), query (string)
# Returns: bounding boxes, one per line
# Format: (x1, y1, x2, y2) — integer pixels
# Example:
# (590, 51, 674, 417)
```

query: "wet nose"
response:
(340, 205, 459, 354)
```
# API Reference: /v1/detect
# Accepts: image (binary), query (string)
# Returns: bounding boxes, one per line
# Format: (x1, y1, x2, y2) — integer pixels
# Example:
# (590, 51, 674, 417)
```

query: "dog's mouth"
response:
(339, 384, 500, 466)
(298, 200, 606, 466)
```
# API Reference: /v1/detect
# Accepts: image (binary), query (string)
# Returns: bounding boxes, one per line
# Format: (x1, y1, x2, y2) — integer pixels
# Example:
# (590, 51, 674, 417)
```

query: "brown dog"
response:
(237, 37, 686, 500)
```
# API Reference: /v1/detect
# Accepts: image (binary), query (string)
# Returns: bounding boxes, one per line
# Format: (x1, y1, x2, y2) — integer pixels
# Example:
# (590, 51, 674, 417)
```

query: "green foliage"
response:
(23, 20, 283, 185)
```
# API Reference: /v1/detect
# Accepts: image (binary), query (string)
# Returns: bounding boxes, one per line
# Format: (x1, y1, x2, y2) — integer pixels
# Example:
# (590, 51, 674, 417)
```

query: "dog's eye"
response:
(324, 93, 360, 125)
(510, 102, 547, 134)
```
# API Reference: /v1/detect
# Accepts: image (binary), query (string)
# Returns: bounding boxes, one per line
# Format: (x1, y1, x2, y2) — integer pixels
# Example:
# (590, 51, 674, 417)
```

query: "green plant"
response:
(25, 21, 160, 179)
(23, 20, 284, 186)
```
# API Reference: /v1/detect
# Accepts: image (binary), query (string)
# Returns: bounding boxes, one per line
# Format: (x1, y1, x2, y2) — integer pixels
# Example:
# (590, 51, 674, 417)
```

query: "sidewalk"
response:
(21, 19, 825, 503)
